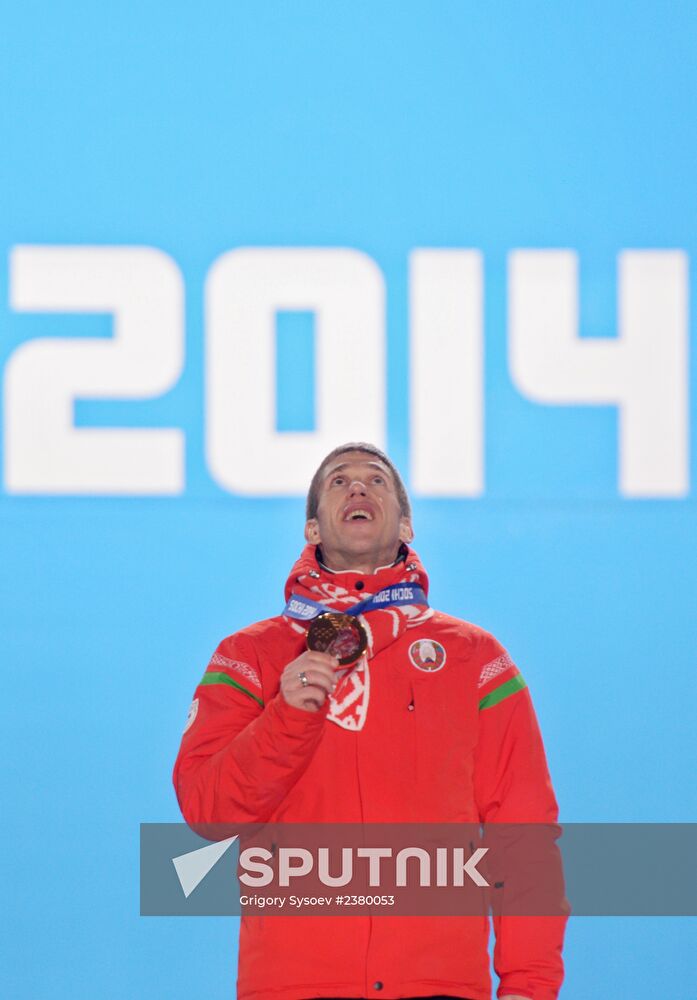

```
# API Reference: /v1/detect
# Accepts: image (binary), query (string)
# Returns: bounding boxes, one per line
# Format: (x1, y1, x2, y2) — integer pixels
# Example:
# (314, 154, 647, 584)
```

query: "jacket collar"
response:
(284, 543, 429, 602)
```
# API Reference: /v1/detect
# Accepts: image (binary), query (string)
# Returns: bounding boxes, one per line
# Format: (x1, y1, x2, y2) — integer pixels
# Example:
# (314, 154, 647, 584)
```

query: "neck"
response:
(318, 544, 403, 576)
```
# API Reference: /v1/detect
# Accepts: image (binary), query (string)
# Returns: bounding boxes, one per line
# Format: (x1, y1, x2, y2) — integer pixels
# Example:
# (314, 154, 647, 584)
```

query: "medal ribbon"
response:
(283, 583, 429, 622)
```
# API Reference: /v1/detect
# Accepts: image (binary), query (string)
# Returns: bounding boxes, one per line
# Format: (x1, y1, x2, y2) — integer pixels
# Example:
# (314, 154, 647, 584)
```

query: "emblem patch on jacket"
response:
(326, 658, 370, 731)
(408, 639, 447, 672)
(183, 697, 199, 733)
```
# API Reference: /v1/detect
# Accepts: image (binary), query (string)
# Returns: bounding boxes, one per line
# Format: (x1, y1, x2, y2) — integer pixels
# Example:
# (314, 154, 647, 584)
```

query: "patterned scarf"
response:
(283, 544, 432, 731)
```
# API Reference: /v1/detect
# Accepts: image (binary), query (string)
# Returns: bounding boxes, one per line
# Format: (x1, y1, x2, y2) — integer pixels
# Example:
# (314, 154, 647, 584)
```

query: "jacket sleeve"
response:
(173, 632, 325, 827)
(473, 632, 567, 1000)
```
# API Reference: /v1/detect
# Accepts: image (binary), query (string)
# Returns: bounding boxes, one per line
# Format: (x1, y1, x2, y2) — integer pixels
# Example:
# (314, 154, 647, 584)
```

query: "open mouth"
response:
(343, 508, 374, 522)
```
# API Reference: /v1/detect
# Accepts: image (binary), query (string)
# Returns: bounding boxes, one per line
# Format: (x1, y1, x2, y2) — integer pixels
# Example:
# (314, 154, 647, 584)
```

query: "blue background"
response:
(1, 2, 695, 997)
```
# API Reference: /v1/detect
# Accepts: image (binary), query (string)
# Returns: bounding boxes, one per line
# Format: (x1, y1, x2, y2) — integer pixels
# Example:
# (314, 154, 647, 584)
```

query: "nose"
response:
(348, 479, 367, 496)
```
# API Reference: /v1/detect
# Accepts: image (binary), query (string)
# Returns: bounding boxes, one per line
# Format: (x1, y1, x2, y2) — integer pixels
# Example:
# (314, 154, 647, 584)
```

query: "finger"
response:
(294, 652, 341, 673)
(300, 698, 323, 713)
(301, 687, 329, 709)
(284, 660, 337, 683)
(303, 663, 338, 683)
(281, 652, 339, 682)
(295, 669, 336, 694)
(305, 651, 341, 668)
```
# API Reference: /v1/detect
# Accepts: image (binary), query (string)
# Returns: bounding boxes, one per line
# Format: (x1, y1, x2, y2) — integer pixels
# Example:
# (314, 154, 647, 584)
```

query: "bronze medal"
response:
(306, 612, 368, 666)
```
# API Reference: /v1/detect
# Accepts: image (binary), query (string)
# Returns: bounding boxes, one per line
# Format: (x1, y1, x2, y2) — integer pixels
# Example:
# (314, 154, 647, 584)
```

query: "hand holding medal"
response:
(306, 612, 368, 666)
(282, 580, 427, 710)
(279, 649, 339, 713)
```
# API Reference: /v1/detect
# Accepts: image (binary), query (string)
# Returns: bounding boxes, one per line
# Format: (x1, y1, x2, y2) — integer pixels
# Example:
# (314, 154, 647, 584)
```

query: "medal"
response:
(306, 612, 368, 666)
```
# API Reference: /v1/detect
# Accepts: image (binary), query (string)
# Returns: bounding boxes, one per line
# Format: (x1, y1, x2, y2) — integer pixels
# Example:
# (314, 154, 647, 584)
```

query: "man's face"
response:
(305, 451, 413, 571)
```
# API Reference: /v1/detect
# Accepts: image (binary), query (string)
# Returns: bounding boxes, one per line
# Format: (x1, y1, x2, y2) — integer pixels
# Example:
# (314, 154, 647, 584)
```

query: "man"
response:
(173, 443, 565, 1000)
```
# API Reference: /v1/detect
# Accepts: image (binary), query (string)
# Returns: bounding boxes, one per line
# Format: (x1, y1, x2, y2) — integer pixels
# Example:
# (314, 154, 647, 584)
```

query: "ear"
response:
(305, 519, 322, 545)
(398, 517, 414, 544)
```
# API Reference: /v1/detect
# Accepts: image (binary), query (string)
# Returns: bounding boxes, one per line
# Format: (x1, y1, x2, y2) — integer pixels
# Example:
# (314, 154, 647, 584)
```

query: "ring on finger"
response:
(298, 670, 308, 687)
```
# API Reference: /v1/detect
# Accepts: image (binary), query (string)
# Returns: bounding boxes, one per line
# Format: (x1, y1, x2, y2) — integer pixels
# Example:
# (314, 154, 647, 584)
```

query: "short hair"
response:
(306, 442, 411, 520)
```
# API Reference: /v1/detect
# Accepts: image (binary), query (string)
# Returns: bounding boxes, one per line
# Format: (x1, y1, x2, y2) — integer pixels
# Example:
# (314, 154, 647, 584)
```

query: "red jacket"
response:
(173, 547, 565, 1000)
